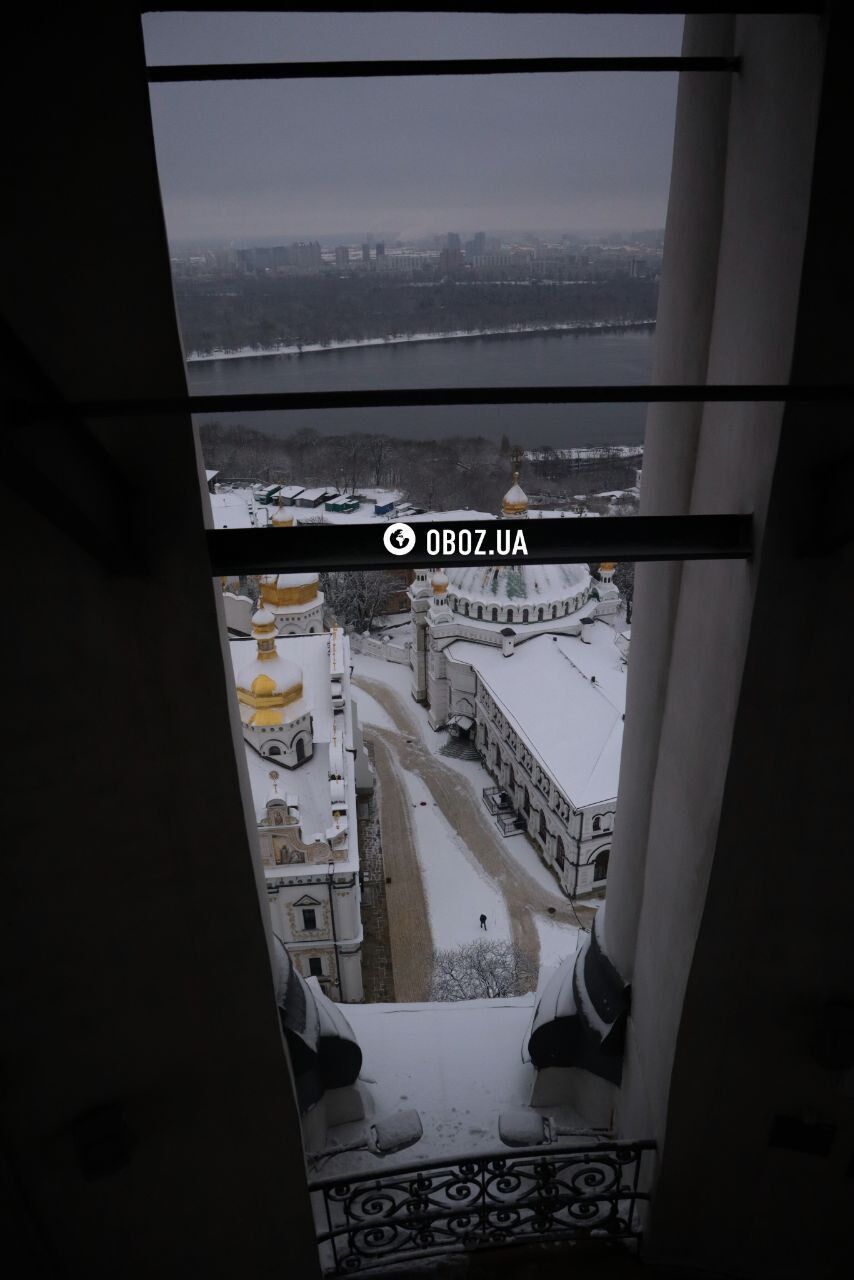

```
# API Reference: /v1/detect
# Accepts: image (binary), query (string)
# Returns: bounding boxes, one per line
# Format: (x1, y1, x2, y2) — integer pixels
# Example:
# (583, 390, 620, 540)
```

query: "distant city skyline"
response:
(144, 12, 682, 243)
(168, 227, 667, 254)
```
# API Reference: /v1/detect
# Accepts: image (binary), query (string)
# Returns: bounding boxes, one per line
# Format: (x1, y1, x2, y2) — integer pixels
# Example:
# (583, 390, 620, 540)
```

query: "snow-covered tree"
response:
(429, 939, 537, 1001)
(320, 570, 395, 634)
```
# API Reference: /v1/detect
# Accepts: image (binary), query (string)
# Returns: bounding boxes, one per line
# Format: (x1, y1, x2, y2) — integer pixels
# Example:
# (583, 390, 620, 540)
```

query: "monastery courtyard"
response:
(352, 663, 597, 1002)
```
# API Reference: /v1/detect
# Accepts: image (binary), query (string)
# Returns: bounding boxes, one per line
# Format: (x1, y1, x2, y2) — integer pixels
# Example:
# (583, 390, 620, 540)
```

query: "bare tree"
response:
(429, 939, 537, 1001)
(365, 434, 390, 487)
(320, 570, 395, 633)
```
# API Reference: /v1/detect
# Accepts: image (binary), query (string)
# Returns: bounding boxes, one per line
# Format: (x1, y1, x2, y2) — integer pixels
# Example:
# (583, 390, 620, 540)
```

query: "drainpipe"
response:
(326, 859, 342, 1000)
(573, 811, 583, 897)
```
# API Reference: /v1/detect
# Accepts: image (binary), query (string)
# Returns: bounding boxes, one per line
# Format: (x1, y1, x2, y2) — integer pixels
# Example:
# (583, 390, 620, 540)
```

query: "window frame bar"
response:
(207, 514, 752, 575)
(147, 55, 740, 83)
(17, 384, 853, 421)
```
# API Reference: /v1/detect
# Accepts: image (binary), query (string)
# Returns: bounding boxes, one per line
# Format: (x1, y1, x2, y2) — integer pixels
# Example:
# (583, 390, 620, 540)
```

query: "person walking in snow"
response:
(479, 913, 487, 930)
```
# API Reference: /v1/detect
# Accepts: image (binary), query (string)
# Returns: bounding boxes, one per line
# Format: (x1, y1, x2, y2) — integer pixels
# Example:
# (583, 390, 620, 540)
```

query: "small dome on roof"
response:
(432, 569, 449, 594)
(252, 608, 276, 629)
(501, 481, 529, 516)
(500, 627, 516, 637)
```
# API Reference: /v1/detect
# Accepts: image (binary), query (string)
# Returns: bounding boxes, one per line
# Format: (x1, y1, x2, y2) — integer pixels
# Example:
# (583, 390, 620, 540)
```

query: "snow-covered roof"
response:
(205, 469, 218, 481)
(209, 492, 254, 529)
(261, 572, 318, 588)
(446, 620, 626, 808)
(277, 485, 305, 498)
(446, 561, 590, 609)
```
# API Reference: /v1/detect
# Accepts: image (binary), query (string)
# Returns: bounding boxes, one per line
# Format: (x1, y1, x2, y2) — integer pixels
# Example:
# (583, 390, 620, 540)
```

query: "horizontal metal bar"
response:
(146, 4, 818, 13)
(148, 56, 740, 83)
(26, 384, 854, 421)
(207, 514, 752, 575)
(308, 1136, 657, 1192)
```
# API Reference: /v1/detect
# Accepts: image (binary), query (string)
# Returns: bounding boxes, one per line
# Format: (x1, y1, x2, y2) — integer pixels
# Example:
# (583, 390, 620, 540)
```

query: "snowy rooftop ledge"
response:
(314, 994, 584, 1178)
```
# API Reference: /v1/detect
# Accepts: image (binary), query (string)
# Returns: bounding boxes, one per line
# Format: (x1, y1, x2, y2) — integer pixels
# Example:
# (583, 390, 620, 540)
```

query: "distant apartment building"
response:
(439, 245, 464, 273)
(361, 243, 370, 263)
(289, 240, 322, 270)
(375, 253, 432, 273)
(334, 245, 350, 269)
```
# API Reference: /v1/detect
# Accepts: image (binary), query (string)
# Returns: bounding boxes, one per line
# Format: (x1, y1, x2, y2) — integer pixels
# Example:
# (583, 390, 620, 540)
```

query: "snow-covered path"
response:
(354, 673, 591, 997)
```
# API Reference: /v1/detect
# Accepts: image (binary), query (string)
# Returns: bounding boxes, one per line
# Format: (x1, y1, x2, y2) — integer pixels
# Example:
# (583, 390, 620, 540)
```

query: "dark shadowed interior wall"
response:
(1, 10, 320, 1277)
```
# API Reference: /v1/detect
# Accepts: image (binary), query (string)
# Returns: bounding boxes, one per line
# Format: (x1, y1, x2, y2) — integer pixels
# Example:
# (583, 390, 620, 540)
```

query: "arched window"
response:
(537, 607, 544, 621)
(296, 737, 306, 763)
(592, 815, 601, 832)
(506, 764, 515, 794)
(523, 788, 530, 816)
(555, 837, 566, 870)
(491, 607, 498, 622)
(476, 606, 482, 620)
(268, 745, 281, 756)
(522, 608, 529, 623)
(594, 848, 610, 881)
(538, 810, 547, 841)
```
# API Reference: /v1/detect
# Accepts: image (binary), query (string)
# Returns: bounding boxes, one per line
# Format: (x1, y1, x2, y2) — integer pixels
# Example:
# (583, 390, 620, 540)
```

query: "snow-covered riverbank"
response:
(185, 318, 656, 364)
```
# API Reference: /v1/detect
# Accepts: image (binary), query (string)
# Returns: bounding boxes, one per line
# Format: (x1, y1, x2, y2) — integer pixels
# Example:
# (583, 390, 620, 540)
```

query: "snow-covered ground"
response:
(395, 763, 512, 950)
(351, 685, 396, 733)
(536, 916, 582, 970)
(352, 650, 580, 907)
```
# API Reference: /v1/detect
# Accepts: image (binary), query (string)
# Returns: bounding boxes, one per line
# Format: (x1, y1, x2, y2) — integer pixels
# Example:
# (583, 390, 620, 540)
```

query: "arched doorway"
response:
(296, 737, 306, 764)
(594, 848, 610, 881)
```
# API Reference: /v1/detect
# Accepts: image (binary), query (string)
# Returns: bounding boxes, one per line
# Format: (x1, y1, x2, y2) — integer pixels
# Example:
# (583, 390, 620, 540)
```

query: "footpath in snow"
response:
(351, 650, 585, 982)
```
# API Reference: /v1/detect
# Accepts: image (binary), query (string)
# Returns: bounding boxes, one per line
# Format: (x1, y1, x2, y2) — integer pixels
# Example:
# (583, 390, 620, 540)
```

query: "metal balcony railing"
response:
(482, 785, 514, 816)
(310, 1139, 655, 1275)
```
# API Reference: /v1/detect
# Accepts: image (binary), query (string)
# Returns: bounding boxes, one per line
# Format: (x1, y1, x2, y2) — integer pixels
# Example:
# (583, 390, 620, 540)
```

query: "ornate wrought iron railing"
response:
(309, 1139, 655, 1275)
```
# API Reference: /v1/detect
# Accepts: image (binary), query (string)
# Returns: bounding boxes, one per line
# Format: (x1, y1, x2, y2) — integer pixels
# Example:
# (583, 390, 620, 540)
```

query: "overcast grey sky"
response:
(143, 11, 684, 244)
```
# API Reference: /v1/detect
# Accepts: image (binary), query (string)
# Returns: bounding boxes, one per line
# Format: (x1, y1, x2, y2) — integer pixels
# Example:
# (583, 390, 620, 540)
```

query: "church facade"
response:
(408, 467, 625, 899)
(230, 608, 366, 1002)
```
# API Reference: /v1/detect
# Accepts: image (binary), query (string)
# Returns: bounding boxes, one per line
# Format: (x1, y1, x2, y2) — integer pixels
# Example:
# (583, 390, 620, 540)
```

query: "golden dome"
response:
(236, 612, 305, 723)
(250, 673, 278, 697)
(599, 562, 616, 573)
(260, 572, 319, 608)
(501, 462, 529, 517)
(271, 505, 295, 527)
(432, 569, 449, 594)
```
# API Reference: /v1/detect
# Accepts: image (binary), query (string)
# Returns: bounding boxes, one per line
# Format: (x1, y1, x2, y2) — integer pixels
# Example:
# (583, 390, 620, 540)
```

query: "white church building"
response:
(408, 466, 627, 898)
(229, 589, 367, 1002)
